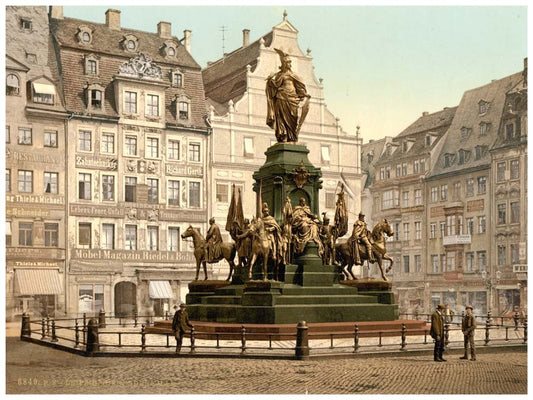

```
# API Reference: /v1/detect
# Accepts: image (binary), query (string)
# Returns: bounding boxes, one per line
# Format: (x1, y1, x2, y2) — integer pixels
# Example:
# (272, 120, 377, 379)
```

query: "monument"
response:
(184, 48, 398, 324)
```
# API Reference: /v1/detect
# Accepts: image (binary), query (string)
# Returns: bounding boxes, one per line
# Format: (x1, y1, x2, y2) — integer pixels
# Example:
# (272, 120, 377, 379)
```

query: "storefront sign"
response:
(9, 261, 62, 268)
(6, 194, 64, 205)
(6, 247, 65, 260)
(166, 164, 203, 177)
(6, 207, 51, 218)
(7, 149, 62, 164)
(76, 155, 118, 170)
(513, 264, 527, 273)
(70, 204, 125, 218)
(72, 249, 195, 263)
(159, 209, 206, 222)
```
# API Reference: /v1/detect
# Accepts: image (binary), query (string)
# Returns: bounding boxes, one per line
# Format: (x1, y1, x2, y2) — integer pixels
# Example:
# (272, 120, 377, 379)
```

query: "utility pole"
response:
(220, 26, 227, 62)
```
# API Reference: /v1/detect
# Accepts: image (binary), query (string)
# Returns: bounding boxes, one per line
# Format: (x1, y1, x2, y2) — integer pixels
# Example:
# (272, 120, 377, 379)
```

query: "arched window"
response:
(179, 101, 189, 120)
(127, 40, 136, 50)
(82, 32, 91, 43)
(6, 74, 20, 95)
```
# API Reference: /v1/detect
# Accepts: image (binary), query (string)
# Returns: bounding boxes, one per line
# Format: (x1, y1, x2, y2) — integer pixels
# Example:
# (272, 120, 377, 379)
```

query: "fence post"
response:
(484, 319, 491, 346)
(414, 309, 419, 321)
(514, 311, 520, 331)
(134, 311, 138, 328)
(295, 321, 309, 360)
(98, 309, 106, 328)
(51, 319, 58, 342)
(353, 324, 359, 353)
(74, 319, 80, 348)
(444, 323, 450, 348)
(41, 318, 46, 339)
(400, 323, 407, 350)
(241, 325, 247, 353)
(21, 312, 31, 338)
(523, 319, 527, 344)
(190, 326, 196, 353)
(46, 316, 51, 336)
(86, 318, 99, 354)
(83, 313, 87, 344)
(141, 324, 146, 352)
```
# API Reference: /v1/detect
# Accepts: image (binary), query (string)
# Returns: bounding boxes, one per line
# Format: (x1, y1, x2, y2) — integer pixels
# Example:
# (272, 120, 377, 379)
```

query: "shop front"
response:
(13, 268, 63, 318)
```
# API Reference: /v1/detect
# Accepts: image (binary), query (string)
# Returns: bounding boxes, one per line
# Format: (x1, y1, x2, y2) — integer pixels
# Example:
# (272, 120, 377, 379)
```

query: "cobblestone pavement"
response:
(6, 337, 527, 395)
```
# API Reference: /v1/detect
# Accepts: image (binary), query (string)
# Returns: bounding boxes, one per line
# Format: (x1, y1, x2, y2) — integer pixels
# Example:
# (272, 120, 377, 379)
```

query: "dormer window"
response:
(31, 81, 56, 105)
(172, 71, 183, 88)
(179, 101, 189, 120)
(77, 25, 93, 45)
(174, 94, 191, 120)
(402, 142, 408, 152)
(91, 90, 102, 109)
(20, 18, 32, 31)
(163, 41, 178, 58)
(458, 149, 470, 165)
(84, 55, 99, 75)
(479, 122, 488, 136)
(478, 100, 489, 115)
(6, 74, 20, 95)
(127, 40, 136, 50)
(168, 47, 175, 56)
(444, 153, 455, 168)
(86, 83, 105, 111)
(425, 135, 431, 146)
(82, 32, 91, 43)
(122, 34, 139, 52)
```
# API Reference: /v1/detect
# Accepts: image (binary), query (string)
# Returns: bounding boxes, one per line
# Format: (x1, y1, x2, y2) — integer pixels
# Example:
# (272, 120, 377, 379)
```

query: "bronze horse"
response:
(335, 219, 394, 281)
(243, 217, 281, 281)
(181, 225, 237, 281)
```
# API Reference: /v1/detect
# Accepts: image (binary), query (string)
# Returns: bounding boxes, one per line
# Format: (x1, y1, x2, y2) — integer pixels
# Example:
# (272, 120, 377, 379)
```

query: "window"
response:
(382, 190, 399, 209)
(440, 184, 448, 201)
(18, 170, 33, 193)
(168, 227, 180, 251)
(479, 102, 486, 114)
(44, 172, 58, 194)
(413, 160, 419, 173)
(146, 138, 159, 158)
(403, 256, 410, 273)
(478, 216, 486, 233)
(147, 178, 158, 203)
(102, 133, 115, 154)
(466, 252, 475, 272)
(466, 218, 474, 235)
(6, 126, 10, 143)
(147, 94, 159, 117)
(453, 182, 461, 199)
(457, 215, 463, 235)
(477, 251, 486, 271)
(460, 127, 469, 140)
(446, 252, 456, 271)
(510, 202, 519, 224)
(167, 140, 180, 160)
(124, 91, 137, 114)
(415, 221, 421, 240)
(430, 223, 436, 239)
(396, 165, 401, 178)
(87, 59, 97, 74)
(78, 173, 91, 200)
(102, 175, 114, 201)
(78, 130, 91, 151)
(420, 158, 426, 172)
(125, 177, 136, 202)
(511, 244, 519, 264)
(147, 227, 159, 250)
(179, 101, 189, 120)
(168, 180, 180, 206)
(415, 255, 421, 273)
(440, 254, 446, 271)
(244, 137, 255, 157)
(173, 73, 183, 88)
(414, 189, 422, 205)
(394, 223, 400, 241)
(101, 224, 114, 250)
(498, 204, 506, 225)
(506, 123, 515, 139)
(477, 176, 486, 194)
(20, 18, 32, 31)
(90, 90, 102, 109)
(402, 162, 407, 176)
(431, 255, 439, 273)
(498, 245, 506, 265)
(189, 143, 201, 162)
(44, 130, 58, 147)
(440, 222, 446, 238)
(466, 178, 474, 197)
(43, 223, 59, 247)
(216, 183, 228, 203)
(403, 223, 409, 241)
(189, 181, 201, 207)
(127, 40, 136, 51)
(125, 136, 137, 156)
(380, 168, 385, 180)
(326, 192, 336, 209)
(385, 166, 390, 179)
(479, 123, 487, 136)
(402, 191, 409, 207)
(18, 128, 32, 145)
(19, 222, 33, 246)
(79, 223, 91, 248)
(125, 225, 137, 250)
(6, 74, 20, 95)
(510, 160, 519, 180)
(431, 187, 438, 202)
(6, 169, 11, 192)
(446, 215, 456, 236)
(444, 154, 453, 167)
(78, 285, 104, 314)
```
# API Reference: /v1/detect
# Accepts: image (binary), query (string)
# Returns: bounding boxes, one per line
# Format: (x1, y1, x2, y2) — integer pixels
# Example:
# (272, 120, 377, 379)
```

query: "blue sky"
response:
(62, 5, 527, 142)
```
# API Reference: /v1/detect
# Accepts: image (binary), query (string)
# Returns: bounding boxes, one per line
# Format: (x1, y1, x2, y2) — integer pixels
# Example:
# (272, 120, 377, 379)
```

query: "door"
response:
(114, 281, 137, 317)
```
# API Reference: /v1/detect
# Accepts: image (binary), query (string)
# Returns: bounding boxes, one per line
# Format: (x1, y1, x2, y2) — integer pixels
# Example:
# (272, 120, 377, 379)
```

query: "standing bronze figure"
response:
(319, 213, 336, 265)
(265, 48, 311, 143)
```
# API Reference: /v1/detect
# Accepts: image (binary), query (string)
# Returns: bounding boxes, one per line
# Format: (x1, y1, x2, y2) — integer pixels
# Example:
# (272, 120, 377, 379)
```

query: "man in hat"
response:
(350, 212, 374, 264)
(460, 305, 477, 361)
(430, 304, 446, 361)
(172, 303, 193, 353)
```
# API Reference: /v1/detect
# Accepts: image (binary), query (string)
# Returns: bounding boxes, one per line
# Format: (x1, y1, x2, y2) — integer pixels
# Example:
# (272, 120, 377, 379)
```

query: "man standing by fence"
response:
(172, 303, 193, 353)
(430, 304, 446, 362)
(460, 305, 477, 361)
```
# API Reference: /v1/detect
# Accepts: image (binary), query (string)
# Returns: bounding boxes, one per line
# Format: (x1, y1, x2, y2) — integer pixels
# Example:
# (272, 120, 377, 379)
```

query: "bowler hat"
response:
(465, 305, 473, 310)
(437, 304, 445, 309)
(179, 303, 187, 308)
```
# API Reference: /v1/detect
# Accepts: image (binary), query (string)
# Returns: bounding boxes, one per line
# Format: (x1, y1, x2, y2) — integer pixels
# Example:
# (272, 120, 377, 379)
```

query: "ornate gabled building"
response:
(370, 107, 456, 312)
(49, 7, 210, 317)
(426, 70, 524, 315)
(202, 11, 363, 245)
(6, 6, 68, 319)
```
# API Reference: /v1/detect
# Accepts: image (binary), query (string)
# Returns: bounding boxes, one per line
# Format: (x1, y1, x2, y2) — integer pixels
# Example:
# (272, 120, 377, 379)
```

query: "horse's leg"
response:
(263, 254, 268, 282)
(348, 261, 357, 280)
(248, 254, 257, 279)
(384, 253, 394, 273)
(226, 259, 234, 281)
(194, 257, 200, 281)
(203, 260, 208, 280)
(377, 256, 388, 281)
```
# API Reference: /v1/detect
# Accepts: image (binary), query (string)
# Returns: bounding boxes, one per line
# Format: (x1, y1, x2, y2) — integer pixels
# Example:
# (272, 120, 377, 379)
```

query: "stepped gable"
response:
(202, 32, 273, 108)
(50, 16, 208, 128)
(429, 72, 523, 178)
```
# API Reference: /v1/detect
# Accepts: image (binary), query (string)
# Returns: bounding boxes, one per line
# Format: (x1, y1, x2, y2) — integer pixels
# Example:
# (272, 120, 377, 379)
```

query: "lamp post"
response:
(482, 270, 501, 316)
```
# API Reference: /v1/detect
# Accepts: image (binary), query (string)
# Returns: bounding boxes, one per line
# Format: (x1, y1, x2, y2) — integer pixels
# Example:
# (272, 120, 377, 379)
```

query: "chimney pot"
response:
(183, 30, 191, 53)
(422, 111, 429, 116)
(49, 6, 63, 20)
(105, 9, 121, 30)
(242, 29, 250, 47)
(157, 21, 172, 39)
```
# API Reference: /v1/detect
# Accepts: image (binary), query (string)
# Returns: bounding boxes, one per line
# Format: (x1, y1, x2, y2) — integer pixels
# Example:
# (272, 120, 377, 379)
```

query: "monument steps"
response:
(274, 294, 378, 305)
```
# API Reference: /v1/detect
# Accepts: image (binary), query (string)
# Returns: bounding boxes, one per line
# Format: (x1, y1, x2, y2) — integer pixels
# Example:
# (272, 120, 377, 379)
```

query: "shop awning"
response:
(15, 269, 62, 295)
(32, 82, 56, 95)
(149, 280, 173, 299)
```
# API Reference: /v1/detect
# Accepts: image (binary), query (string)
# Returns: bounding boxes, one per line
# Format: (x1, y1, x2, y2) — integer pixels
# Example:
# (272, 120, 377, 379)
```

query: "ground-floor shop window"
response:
(78, 284, 104, 314)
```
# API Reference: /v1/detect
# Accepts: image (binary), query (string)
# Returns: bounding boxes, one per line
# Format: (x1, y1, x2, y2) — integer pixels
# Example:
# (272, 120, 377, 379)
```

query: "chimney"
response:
(105, 9, 121, 30)
(183, 30, 191, 53)
(422, 111, 428, 116)
(49, 6, 63, 20)
(157, 21, 171, 39)
(242, 29, 250, 47)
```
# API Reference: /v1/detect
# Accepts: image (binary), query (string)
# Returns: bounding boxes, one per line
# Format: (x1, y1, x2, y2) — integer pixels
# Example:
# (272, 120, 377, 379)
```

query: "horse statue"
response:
(335, 219, 394, 281)
(181, 225, 237, 281)
(240, 217, 281, 281)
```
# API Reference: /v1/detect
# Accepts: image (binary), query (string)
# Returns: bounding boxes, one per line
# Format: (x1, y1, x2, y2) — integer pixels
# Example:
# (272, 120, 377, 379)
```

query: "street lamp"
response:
(481, 270, 501, 316)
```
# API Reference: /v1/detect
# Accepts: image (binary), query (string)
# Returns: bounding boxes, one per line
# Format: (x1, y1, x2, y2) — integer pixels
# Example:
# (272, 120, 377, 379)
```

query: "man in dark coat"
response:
(430, 303, 446, 362)
(172, 303, 193, 352)
(460, 305, 477, 361)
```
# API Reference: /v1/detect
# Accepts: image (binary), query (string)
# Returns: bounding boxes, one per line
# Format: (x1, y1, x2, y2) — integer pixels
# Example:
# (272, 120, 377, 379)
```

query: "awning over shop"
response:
(15, 268, 62, 295)
(32, 82, 56, 95)
(149, 280, 173, 299)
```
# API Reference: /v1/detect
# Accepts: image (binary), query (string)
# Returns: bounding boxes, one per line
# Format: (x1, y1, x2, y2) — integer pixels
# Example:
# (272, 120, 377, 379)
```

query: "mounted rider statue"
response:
(349, 212, 375, 264)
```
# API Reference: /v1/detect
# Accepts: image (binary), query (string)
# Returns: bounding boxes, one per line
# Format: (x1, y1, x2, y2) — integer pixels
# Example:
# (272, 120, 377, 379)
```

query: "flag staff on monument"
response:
(334, 183, 348, 239)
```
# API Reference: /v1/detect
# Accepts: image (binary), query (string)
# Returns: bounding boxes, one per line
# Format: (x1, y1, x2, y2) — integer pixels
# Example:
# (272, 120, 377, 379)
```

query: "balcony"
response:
(443, 234, 471, 246)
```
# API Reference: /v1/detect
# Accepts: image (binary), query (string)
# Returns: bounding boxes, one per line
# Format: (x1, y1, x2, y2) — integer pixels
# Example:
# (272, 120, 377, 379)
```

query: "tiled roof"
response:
(396, 107, 457, 138)
(361, 137, 391, 188)
(430, 72, 523, 178)
(202, 32, 273, 105)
